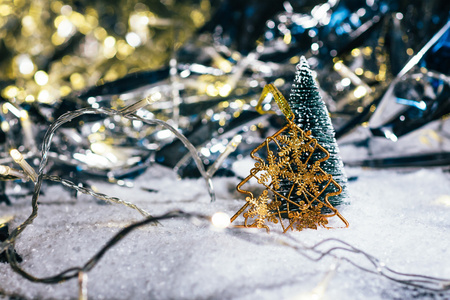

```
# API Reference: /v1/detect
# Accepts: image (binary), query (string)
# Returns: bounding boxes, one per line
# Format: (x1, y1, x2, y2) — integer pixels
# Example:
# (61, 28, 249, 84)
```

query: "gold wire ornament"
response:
(230, 85, 349, 232)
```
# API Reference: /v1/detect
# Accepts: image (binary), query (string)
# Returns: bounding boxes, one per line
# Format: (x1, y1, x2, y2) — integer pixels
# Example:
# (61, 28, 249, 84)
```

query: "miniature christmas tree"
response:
(283, 56, 348, 207)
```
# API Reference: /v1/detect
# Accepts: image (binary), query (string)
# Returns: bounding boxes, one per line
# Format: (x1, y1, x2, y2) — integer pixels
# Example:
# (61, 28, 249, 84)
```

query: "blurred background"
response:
(0, 0, 449, 186)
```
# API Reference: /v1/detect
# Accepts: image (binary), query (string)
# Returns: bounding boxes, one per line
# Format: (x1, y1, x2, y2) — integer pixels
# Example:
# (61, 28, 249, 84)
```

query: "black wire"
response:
(5, 211, 196, 284)
(2, 207, 450, 291)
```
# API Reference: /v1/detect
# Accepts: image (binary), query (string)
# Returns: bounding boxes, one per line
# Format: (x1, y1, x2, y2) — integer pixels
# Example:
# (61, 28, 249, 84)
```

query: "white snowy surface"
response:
(1, 164, 450, 300)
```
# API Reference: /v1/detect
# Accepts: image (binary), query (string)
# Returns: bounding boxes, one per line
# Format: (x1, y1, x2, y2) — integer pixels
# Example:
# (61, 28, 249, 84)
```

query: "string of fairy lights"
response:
(0, 96, 449, 299)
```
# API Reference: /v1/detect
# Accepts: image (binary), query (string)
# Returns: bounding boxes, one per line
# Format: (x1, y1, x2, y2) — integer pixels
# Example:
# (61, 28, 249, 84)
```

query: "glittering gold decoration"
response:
(230, 86, 348, 232)
(255, 83, 293, 119)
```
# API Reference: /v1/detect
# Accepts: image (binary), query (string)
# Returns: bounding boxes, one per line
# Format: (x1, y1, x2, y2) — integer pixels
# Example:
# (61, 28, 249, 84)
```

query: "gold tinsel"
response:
(0, 0, 212, 105)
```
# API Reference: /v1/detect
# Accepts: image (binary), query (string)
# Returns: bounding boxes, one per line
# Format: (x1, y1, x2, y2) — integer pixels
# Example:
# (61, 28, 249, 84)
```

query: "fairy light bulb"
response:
(0, 164, 29, 181)
(17, 54, 35, 75)
(0, 165, 8, 175)
(125, 32, 141, 47)
(211, 212, 231, 229)
(10, 149, 38, 182)
(34, 70, 49, 86)
(10, 149, 22, 161)
(120, 95, 153, 115)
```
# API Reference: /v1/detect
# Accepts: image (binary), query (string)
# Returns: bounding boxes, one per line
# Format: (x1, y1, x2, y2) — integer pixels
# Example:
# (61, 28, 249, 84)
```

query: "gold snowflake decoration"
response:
(230, 119, 349, 233)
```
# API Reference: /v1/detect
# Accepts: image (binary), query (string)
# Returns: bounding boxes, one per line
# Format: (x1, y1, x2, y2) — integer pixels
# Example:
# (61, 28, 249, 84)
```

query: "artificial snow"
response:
(1, 164, 450, 299)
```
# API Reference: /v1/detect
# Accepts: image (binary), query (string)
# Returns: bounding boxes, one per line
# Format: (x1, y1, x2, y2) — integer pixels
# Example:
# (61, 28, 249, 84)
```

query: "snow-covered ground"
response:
(1, 164, 450, 299)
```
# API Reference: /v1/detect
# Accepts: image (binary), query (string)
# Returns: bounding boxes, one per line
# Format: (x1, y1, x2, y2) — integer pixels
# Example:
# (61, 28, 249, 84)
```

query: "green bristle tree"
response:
(279, 56, 348, 209)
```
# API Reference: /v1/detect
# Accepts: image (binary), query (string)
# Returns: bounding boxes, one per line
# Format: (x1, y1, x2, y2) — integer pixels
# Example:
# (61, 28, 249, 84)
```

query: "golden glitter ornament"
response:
(230, 84, 348, 232)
